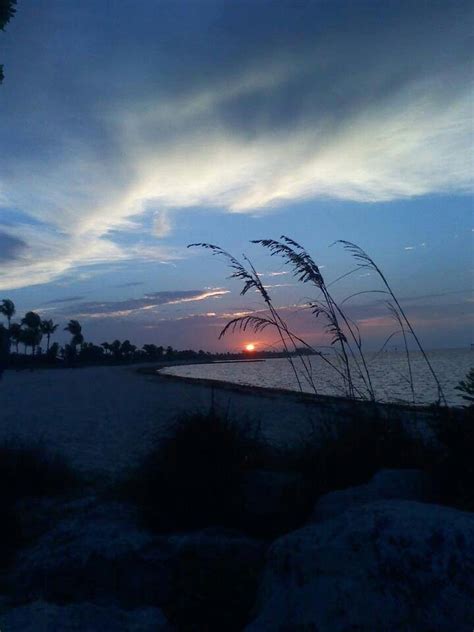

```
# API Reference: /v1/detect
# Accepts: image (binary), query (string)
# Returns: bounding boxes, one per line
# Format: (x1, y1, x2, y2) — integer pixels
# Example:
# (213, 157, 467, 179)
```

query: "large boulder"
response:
(0, 600, 171, 631)
(312, 468, 433, 522)
(247, 500, 474, 631)
(7, 498, 174, 608)
(6, 497, 266, 630)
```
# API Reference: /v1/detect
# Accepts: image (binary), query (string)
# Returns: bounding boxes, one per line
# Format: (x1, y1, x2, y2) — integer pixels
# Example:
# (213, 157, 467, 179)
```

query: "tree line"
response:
(0, 298, 213, 367)
(0, 297, 308, 372)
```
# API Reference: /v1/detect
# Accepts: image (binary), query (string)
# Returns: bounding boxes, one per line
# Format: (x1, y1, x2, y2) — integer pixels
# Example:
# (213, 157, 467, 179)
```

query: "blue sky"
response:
(0, 1, 472, 351)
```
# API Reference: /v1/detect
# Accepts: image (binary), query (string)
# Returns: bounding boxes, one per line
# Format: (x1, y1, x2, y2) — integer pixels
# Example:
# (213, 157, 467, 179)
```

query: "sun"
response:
(245, 343, 255, 352)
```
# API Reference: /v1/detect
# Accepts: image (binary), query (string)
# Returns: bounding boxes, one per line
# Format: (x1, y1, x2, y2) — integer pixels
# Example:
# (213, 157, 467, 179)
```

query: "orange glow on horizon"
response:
(245, 343, 256, 352)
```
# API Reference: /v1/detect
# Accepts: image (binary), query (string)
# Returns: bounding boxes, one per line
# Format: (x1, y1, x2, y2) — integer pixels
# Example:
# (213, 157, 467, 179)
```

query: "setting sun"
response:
(245, 343, 255, 352)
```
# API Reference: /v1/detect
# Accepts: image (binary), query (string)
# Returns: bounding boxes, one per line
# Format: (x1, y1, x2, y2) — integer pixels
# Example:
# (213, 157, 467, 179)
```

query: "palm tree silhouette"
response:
(120, 340, 136, 358)
(0, 324, 9, 377)
(9, 322, 21, 353)
(21, 311, 43, 356)
(20, 326, 42, 356)
(21, 311, 41, 330)
(110, 339, 122, 360)
(40, 319, 59, 353)
(0, 299, 15, 329)
(64, 320, 84, 355)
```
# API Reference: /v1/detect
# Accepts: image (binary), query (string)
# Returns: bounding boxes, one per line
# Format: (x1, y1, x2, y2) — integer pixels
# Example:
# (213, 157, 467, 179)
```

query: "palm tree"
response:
(64, 319, 84, 361)
(64, 319, 82, 337)
(21, 311, 41, 330)
(110, 339, 122, 360)
(9, 322, 21, 353)
(0, 324, 9, 377)
(0, 299, 15, 329)
(64, 319, 83, 350)
(120, 340, 136, 358)
(20, 326, 42, 356)
(143, 343, 157, 359)
(101, 342, 111, 355)
(40, 319, 59, 353)
(21, 311, 42, 356)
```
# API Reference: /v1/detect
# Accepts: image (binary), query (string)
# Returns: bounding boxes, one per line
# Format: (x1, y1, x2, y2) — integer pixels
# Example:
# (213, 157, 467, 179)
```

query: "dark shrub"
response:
(0, 441, 81, 568)
(0, 441, 80, 504)
(455, 367, 474, 407)
(432, 407, 474, 511)
(122, 410, 254, 531)
(295, 411, 429, 499)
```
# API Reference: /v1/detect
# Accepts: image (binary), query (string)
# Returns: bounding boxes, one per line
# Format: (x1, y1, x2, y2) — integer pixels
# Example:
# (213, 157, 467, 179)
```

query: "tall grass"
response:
(189, 237, 446, 405)
(119, 410, 256, 532)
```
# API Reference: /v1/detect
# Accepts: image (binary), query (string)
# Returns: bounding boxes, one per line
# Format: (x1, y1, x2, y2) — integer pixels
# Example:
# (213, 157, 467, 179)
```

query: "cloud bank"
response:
(49, 289, 230, 319)
(0, 0, 472, 288)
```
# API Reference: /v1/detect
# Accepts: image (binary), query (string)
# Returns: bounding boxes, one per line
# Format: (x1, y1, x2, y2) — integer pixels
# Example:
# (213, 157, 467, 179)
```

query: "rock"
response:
(371, 468, 433, 499)
(0, 600, 171, 631)
(6, 497, 266, 630)
(14, 496, 71, 544)
(312, 468, 432, 522)
(247, 500, 474, 631)
(8, 498, 174, 608)
(240, 469, 311, 535)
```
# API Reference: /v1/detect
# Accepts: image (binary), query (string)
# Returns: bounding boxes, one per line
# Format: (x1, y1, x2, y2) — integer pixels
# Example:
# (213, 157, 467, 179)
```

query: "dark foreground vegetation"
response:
(0, 441, 81, 567)
(1, 402, 473, 629)
(117, 405, 474, 628)
(120, 406, 474, 536)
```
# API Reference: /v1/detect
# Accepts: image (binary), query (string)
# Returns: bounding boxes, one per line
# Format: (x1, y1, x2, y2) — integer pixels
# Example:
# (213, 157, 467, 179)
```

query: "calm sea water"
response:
(161, 349, 473, 406)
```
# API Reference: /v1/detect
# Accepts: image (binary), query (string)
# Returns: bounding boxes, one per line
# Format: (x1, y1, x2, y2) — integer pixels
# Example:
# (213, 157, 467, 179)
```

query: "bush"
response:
(0, 441, 81, 567)
(455, 367, 474, 406)
(293, 411, 430, 500)
(122, 410, 255, 532)
(0, 441, 80, 504)
(431, 407, 474, 511)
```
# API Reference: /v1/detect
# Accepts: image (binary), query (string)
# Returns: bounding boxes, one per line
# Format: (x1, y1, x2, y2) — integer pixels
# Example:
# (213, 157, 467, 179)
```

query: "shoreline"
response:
(0, 362, 462, 479)
(149, 365, 458, 414)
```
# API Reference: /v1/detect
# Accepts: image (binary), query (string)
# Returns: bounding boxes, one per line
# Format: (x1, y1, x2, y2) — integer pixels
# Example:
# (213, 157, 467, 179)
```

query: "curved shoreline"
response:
(151, 364, 456, 415)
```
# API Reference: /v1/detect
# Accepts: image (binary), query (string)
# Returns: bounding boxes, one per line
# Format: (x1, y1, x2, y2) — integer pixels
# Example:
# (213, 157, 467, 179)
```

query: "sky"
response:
(0, 0, 472, 352)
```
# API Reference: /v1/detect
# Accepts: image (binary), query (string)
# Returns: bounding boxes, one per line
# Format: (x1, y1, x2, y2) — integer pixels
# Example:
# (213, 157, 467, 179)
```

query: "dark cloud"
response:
(42, 295, 86, 305)
(68, 289, 228, 316)
(0, 231, 26, 261)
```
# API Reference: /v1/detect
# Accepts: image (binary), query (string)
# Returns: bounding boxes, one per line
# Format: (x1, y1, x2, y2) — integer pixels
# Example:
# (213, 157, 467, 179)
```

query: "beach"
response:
(0, 365, 321, 476)
(0, 363, 447, 477)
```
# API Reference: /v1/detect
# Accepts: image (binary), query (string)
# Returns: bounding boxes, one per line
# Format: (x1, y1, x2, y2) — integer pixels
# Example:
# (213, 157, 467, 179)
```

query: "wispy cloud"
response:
(56, 288, 230, 319)
(0, 1, 471, 289)
(0, 231, 26, 262)
(114, 281, 145, 289)
(42, 295, 86, 305)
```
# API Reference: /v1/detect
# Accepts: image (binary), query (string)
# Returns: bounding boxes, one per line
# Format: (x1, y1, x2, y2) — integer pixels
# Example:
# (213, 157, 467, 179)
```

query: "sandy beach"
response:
(0, 365, 321, 476)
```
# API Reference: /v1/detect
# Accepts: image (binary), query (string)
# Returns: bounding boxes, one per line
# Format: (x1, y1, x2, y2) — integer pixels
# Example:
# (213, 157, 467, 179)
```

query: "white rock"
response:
(247, 500, 474, 631)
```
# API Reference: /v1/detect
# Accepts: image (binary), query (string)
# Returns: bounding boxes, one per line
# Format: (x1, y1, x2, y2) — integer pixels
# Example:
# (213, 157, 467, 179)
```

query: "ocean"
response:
(161, 348, 473, 407)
